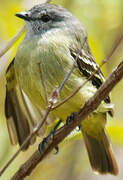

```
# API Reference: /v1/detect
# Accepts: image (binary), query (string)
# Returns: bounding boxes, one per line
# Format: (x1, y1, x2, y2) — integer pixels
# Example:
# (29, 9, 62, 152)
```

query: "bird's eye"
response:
(41, 15, 51, 22)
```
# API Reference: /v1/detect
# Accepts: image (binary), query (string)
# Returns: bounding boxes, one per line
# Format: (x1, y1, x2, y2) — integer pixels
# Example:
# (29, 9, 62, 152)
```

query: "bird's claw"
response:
(38, 120, 62, 154)
(66, 112, 77, 125)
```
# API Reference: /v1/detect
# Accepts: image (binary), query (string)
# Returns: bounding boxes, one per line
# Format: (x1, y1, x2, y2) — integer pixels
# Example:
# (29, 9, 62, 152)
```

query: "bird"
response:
(5, 3, 118, 175)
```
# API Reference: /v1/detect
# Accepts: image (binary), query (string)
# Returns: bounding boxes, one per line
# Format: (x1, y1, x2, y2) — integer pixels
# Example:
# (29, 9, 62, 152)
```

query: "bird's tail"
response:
(82, 129, 118, 175)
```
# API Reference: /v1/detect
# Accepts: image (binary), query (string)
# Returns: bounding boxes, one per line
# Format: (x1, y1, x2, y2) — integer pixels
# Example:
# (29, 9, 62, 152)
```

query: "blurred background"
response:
(0, 0, 123, 179)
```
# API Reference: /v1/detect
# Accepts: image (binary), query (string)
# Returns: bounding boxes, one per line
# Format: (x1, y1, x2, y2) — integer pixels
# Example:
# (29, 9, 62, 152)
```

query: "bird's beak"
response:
(15, 11, 30, 21)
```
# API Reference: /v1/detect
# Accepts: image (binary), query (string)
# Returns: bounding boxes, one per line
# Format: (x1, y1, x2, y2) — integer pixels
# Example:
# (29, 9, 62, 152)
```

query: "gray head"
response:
(16, 3, 85, 37)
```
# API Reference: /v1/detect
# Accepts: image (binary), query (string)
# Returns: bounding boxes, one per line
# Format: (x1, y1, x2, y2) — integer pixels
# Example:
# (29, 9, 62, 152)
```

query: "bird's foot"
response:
(66, 112, 78, 125)
(38, 120, 62, 154)
(66, 112, 81, 131)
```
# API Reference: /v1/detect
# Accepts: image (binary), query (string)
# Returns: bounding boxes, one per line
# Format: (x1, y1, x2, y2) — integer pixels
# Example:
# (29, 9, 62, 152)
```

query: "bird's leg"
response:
(66, 112, 77, 125)
(38, 119, 62, 154)
(66, 112, 81, 131)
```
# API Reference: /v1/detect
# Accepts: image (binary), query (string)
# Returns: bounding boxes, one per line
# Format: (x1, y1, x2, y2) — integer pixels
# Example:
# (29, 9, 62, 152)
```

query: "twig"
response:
(11, 61, 123, 180)
(58, 63, 76, 93)
(0, 26, 25, 58)
(52, 76, 91, 110)
(102, 32, 123, 65)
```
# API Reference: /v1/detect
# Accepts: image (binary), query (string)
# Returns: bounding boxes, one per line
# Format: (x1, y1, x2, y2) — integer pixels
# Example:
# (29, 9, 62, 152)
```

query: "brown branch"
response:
(11, 61, 123, 180)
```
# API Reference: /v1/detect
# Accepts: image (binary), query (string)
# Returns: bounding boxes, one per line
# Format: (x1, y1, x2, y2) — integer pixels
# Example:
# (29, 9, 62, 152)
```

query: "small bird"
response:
(5, 3, 118, 175)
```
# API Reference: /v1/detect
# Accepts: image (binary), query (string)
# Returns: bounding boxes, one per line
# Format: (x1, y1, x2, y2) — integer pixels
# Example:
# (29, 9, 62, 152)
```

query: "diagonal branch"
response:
(11, 61, 123, 180)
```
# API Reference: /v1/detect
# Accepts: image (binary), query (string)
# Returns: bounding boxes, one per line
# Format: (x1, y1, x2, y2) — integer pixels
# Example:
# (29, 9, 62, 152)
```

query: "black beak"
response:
(15, 12, 30, 21)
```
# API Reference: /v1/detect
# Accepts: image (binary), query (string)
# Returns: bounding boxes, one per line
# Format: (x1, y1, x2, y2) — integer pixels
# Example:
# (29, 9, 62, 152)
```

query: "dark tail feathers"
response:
(82, 130, 118, 175)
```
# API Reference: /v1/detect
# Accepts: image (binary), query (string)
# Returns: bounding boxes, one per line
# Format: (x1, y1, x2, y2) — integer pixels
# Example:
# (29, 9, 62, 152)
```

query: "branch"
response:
(11, 61, 123, 180)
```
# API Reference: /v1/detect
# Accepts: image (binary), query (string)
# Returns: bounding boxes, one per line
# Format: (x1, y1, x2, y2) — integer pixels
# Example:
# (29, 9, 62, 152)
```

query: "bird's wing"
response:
(70, 40, 113, 116)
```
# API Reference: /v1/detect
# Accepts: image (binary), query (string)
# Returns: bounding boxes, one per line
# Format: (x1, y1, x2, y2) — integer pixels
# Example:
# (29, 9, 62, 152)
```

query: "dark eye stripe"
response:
(41, 15, 51, 22)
